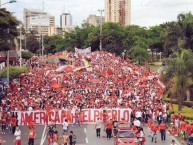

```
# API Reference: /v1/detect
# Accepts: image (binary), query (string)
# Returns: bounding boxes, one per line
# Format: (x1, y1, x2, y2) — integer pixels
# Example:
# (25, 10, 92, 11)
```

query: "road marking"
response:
(166, 131, 182, 145)
(170, 136, 182, 145)
(85, 137, 88, 144)
(40, 124, 47, 145)
(84, 128, 87, 133)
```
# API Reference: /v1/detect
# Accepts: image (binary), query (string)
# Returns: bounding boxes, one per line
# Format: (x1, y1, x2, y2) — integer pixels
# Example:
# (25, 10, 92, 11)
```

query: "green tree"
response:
(25, 33, 39, 53)
(163, 13, 193, 55)
(0, 8, 19, 51)
(101, 23, 126, 55)
(164, 48, 193, 111)
(44, 35, 64, 54)
(63, 24, 96, 52)
(128, 40, 151, 64)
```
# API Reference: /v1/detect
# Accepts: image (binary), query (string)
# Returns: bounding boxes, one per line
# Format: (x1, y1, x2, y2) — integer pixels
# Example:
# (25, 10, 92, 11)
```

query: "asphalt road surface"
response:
(0, 124, 183, 145)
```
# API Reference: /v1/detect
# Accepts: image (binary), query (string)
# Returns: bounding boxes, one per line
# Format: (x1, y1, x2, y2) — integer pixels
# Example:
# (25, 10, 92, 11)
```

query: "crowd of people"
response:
(0, 51, 192, 145)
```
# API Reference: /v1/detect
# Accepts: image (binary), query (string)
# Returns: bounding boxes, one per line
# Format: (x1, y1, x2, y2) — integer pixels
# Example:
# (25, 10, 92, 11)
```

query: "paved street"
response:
(0, 124, 183, 145)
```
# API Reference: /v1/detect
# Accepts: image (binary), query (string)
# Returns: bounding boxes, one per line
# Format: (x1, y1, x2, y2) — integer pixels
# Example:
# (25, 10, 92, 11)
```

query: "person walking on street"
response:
(95, 118, 102, 138)
(106, 119, 113, 140)
(69, 131, 76, 145)
(28, 128, 36, 145)
(159, 120, 167, 141)
(151, 121, 159, 143)
(14, 126, 21, 145)
(1, 117, 6, 134)
(62, 119, 69, 135)
(62, 132, 69, 145)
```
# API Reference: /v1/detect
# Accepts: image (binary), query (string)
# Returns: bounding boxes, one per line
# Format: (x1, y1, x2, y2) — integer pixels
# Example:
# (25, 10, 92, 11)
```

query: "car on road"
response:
(114, 123, 140, 145)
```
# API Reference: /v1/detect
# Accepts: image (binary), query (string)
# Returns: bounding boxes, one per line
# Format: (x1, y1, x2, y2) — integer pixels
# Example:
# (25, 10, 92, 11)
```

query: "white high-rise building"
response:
(60, 12, 72, 28)
(105, 0, 131, 26)
(23, 8, 55, 36)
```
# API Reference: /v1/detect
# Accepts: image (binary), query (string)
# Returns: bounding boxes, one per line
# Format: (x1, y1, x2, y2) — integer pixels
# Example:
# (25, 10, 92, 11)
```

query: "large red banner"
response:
(15, 109, 131, 125)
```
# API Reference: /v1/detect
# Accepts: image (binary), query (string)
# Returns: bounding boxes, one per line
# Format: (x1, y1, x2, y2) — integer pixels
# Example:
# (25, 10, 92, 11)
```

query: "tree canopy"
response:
(0, 8, 19, 51)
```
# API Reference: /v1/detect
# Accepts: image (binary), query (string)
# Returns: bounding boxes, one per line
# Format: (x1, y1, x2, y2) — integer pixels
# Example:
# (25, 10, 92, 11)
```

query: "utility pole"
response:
(19, 25, 22, 67)
(98, 9, 104, 51)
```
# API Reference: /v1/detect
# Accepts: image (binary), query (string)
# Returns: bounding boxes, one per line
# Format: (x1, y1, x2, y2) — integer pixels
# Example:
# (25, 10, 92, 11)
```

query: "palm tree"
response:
(164, 48, 193, 111)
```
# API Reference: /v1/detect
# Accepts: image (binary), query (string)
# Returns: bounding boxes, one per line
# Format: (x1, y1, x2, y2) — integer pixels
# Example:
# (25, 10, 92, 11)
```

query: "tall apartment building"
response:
(105, 0, 131, 26)
(23, 8, 55, 36)
(86, 15, 105, 26)
(60, 12, 72, 28)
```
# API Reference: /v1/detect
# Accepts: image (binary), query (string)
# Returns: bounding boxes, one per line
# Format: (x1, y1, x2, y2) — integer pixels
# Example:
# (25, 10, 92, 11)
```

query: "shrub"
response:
(0, 66, 28, 79)
(169, 104, 193, 122)
(22, 51, 34, 59)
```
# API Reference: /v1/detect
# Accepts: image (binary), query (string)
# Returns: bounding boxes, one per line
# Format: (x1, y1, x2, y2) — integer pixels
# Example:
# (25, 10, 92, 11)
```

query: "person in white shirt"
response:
(135, 110, 142, 121)
(14, 126, 21, 145)
(62, 119, 69, 135)
(95, 118, 102, 138)
(134, 118, 141, 127)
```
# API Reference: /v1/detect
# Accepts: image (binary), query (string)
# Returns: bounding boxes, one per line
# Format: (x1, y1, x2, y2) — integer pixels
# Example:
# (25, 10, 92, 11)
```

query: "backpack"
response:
(72, 134, 76, 143)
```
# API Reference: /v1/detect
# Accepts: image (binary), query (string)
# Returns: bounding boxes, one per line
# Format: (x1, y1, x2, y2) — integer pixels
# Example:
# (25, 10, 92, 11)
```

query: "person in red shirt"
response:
(180, 119, 186, 141)
(73, 110, 80, 126)
(159, 121, 167, 141)
(1, 117, 6, 134)
(186, 122, 193, 145)
(28, 128, 36, 145)
(151, 121, 159, 143)
(147, 117, 152, 128)
(106, 119, 113, 139)
(28, 121, 35, 130)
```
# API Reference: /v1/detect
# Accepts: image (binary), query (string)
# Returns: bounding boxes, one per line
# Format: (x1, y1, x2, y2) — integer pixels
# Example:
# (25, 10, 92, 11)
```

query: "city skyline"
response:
(2, 0, 193, 27)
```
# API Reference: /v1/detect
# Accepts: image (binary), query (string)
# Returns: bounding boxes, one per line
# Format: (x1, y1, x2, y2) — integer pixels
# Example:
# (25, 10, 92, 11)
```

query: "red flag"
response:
(107, 69, 114, 76)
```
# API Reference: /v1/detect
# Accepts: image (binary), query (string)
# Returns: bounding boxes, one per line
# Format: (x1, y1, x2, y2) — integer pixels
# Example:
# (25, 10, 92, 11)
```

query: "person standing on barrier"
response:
(28, 128, 36, 145)
(73, 110, 80, 126)
(159, 120, 167, 141)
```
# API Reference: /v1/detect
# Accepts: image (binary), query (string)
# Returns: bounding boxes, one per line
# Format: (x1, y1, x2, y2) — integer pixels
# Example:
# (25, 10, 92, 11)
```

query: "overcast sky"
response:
(3, 0, 193, 27)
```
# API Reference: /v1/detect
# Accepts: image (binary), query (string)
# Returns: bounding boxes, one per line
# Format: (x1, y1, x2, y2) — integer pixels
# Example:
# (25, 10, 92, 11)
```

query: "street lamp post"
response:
(0, 0, 16, 8)
(98, 9, 104, 51)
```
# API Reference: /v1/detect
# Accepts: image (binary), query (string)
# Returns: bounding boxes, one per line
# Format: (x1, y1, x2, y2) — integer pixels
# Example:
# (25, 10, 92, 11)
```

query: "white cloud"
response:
(3, 0, 193, 27)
